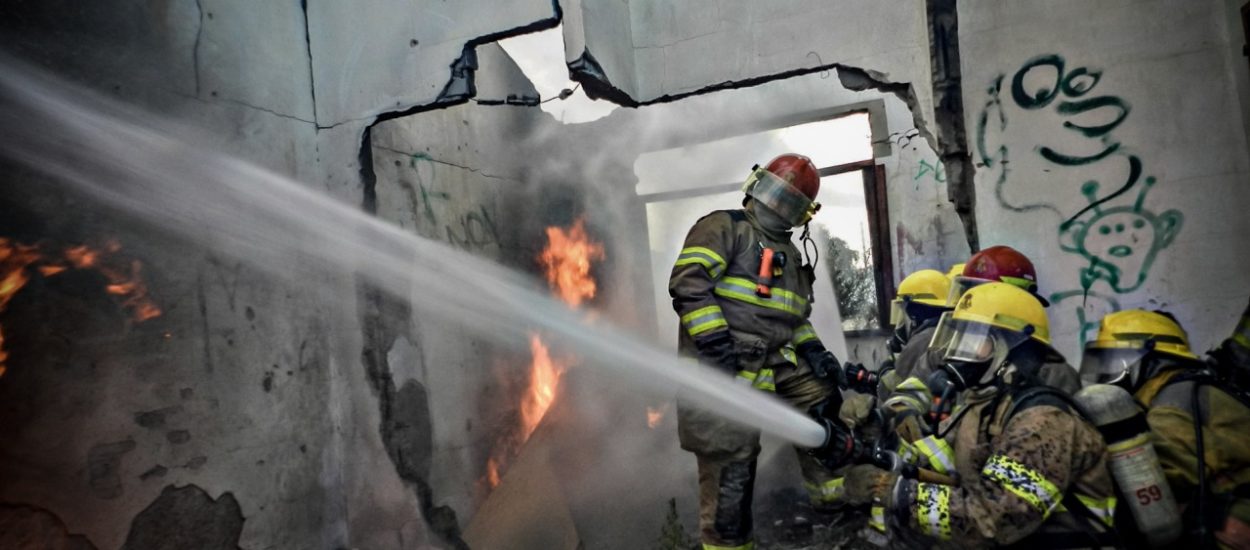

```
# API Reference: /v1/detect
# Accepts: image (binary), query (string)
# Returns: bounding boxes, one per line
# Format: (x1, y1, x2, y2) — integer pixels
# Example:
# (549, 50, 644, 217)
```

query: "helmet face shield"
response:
(743, 168, 816, 226)
(889, 298, 908, 327)
(945, 276, 989, 307)
(1080, 347, 1150, 389)
(931, 312, 1031, 366)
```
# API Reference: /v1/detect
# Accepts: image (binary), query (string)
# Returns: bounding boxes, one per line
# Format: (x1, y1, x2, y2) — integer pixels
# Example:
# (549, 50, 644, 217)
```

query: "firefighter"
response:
(836, 282, 1117, 548)
(875, 247, 1081, 444)
(1080, 308, 1250, 548)
(875, 269, 952, 401)
(670, 153, 850, 549)
(945, 245, 1082, 395)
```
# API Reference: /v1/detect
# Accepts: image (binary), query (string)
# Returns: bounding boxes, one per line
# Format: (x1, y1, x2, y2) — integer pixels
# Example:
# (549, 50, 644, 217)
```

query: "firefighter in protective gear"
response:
(1081, 309, 1250, 548)
(846, 283, 1117, 548)
(876, 269, 952, 401)
(944, 246, 1082, 395)
(670, 153, 846, 549)
(1211, 297, 1250, 393)
(946, 245, 1045, 306)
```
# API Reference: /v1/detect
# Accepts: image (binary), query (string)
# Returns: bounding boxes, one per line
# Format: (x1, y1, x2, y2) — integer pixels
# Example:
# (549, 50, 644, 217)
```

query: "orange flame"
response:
(520, 334, 566, 442)
(646, 405, 668, 429)
(0, 239, 42, 377)
(0, 237, 162, 377)
(486, 457, 502, 488)
(539, 218, 605, 308)
(481, 219, 603, 490)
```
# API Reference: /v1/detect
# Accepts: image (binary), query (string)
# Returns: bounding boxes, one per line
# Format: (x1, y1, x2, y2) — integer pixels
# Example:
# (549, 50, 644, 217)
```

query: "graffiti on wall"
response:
(914, 159, 946, 185)
(976, 54, 1183, 348)
(885, 128, 946, 189)
(390, 151, 502, 252)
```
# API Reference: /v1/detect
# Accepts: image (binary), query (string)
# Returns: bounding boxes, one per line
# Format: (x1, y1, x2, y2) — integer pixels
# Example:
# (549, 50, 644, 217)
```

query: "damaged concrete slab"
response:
(1, 1, 1249, 549)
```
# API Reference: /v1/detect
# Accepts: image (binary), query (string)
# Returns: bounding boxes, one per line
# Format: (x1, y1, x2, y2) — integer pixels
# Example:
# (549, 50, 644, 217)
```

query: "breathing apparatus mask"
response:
(742, 166, 820, 227)
(742, 165, 823, 271)
(930, 311, 1036, 390)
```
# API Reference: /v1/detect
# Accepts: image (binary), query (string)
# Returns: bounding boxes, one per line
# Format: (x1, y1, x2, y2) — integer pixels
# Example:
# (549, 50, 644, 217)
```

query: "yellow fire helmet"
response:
(890, 269, 951, 326)
(930, 282, 1050, 387)
(1081, 309, 1198, 388)
(940, 281, 1051, 351)
(1088, 309, 1197, 359)
(945, 262, 966, 280)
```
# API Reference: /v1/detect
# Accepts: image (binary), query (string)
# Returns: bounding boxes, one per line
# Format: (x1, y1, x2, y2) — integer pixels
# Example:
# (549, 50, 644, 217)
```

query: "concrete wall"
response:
(0, 1, 562, 549)
(2, 1, 1247, 549)
(960, 0, 1250, 360)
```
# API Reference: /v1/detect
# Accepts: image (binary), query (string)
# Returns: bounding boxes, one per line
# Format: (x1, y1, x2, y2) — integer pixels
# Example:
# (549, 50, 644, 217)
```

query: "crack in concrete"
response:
(192, 0, 204, 97)
(214, 96, 318, 125)
(633, 29, 724, 50)
(298, 0, 319, 127)
(925, 0, 978, 251)
(569, 43, 935, 150)
(196, 270, 212, 373)
(374, 145, 514, 182)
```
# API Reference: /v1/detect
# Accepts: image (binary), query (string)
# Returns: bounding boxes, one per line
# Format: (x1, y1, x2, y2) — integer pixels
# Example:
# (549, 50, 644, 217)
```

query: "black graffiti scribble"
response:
(978, 54, 1139, 219)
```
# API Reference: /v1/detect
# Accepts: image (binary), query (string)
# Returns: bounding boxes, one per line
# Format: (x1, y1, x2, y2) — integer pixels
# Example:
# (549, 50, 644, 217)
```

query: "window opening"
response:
(638, 111, 893, 346)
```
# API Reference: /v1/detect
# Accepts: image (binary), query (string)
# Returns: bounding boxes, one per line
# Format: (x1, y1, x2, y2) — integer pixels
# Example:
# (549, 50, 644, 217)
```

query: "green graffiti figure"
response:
(1048, 289, 1122, 351)
(1059, 176, 1182, 293)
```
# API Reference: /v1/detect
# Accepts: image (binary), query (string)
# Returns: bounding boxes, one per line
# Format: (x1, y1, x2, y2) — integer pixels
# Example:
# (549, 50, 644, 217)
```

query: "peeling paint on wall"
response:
(121, 485, 243, 550)
(0, 503, 98, 549)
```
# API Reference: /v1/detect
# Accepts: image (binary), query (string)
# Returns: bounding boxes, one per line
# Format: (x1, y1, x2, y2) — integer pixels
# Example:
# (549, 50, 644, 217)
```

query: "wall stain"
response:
(121, 485, 242, 550)
(86, 439, 137, 500)
(0, 503, 98, 549)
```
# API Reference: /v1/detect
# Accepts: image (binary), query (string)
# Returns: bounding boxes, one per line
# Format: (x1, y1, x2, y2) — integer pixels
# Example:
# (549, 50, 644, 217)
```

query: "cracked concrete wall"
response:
(0, 1, 564, 549)
(307, 0, 560, 125)
(366, 43, 550, 538)
(566, 0, 935, 117)
(959, 0, 1250, 360)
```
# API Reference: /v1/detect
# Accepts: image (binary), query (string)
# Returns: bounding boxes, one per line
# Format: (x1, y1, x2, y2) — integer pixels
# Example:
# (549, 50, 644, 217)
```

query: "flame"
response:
(481, 219, 602, 490)
(520, 334, 565, 442)
(538, 218, 605, 308)
(646, 405, 668, 429)
(0, 237, 162, 377)
(486, 457, 502, 488)
(0, 239, 42, 377)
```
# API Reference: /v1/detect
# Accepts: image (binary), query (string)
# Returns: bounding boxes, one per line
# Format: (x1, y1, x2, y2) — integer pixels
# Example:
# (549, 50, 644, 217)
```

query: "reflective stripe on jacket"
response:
(669, 209, 820, 365)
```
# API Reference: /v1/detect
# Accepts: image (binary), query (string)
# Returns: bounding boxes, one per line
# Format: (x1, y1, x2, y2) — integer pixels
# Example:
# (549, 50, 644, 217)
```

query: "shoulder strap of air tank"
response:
(694, 209, 748, 225)
(1163, 369, 1250, 411)
(723, 209, 747, 224)
(1004, 384, 1085, 423)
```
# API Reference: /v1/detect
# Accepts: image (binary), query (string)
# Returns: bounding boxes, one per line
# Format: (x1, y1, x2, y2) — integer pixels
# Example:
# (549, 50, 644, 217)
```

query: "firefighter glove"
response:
(843, 362, 879, 393)
(843, 464, 898, 506)
(799, 342, 844, 386)
(693, 331, 737, 373)
(808, 403, 865, 469)
(838, 393, 876, 429)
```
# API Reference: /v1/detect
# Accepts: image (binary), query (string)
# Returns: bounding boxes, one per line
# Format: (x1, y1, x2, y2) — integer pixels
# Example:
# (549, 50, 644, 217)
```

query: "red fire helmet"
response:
(764, 154, 820, 200)
(963, 245, 1039, 288)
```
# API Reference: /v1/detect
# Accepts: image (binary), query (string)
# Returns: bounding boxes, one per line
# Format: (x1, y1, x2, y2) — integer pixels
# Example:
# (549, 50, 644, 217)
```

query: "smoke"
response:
(0, 54, 828, 443)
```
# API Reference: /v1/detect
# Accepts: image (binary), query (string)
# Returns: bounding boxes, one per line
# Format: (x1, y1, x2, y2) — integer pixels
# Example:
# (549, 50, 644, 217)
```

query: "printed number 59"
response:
(1136, 485, 1163, 506)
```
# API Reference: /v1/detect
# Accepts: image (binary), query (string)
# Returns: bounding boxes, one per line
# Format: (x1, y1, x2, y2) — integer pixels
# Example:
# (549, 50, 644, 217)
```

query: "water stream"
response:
(0, 58, 828, 449)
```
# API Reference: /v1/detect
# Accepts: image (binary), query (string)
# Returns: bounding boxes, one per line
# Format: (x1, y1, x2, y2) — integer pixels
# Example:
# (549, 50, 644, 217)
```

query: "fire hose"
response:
(808, 413, 957, 486)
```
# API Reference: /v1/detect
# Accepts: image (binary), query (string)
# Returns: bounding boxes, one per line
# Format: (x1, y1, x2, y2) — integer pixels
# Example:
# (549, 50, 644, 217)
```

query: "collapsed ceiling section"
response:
(559, 0, 933, 112)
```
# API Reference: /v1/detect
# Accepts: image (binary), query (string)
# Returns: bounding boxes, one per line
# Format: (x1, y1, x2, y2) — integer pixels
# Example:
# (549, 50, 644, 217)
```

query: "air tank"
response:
(1075, 384, 1182, 547)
